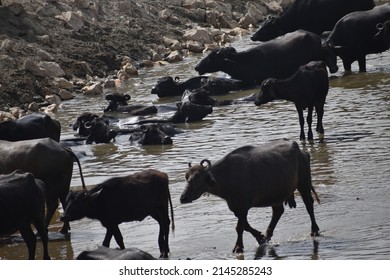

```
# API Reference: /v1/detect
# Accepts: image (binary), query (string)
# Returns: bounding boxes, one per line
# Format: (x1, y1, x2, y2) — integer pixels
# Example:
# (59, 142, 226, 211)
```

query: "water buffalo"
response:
(180, 140, 320, 253)
(104, 93, 158, 115)
(61, 169, 175, 258)
(77, 246, 155, 260)
(0, 112, 61, 142)
(185, 88, 257, 107)
(72, 112, 99, 137)
(72, 113, 117, 144)
(0, 138, 86, 234)
(84, 116, 117, 144)
(133, 101, 213, 125)
(151, 76, 207, 98)
(151, 76, 255, 98)
(0, 170, 50, 260)
(251, 0, 375, 42)
(129, 124, 173, 145)
(255, 61, 329, 141)
(325, 3, 390, 72)
(195, 30, 338, 85)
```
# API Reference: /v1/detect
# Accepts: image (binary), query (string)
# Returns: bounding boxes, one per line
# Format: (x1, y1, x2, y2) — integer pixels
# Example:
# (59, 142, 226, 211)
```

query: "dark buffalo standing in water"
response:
(195, 30, 338, 85)
(61, 169, 175, 258)
(0, 138, 86, 234)
(325, 3, 390, 72)
(180, 140, 320, 253)
(255, 61, 329, 141)
(0, 170, 50, 260)
(251, 0, 375, 42)
(0, 112, 61, 142)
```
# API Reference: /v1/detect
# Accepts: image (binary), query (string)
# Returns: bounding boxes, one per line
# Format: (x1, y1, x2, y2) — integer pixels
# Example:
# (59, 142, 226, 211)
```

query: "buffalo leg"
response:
(265, 204, 284, 240)
(358, 56, 367, 72)
(19, 226, 37, 260)
(342, 59, 352, 72)
(296, 106, 305, 140)
(315, 104, 324, 135)
(102, 228, 114, 248)
(44, 196, 58, 231)
(156, 217, 170, 258)
(233, 212, 265, 253)
(300, 191, 320, 237)
(59, 193, 70, 234)
(307, 106, 314, 141)
(112, 225, 125, 249)
(33, 218, 51, 260)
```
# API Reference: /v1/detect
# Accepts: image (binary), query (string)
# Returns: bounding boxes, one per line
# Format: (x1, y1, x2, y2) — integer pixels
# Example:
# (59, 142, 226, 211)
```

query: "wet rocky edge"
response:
(0, 0, 295, 118)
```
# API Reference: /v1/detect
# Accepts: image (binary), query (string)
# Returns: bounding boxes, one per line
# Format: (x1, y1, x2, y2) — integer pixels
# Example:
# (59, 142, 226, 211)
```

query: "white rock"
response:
(183, 28, 214, 44)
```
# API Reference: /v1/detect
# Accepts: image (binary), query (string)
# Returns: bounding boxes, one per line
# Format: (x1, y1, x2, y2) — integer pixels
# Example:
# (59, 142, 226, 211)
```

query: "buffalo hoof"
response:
(232, 245, 244, 254)
(311, 231, 320, 237)
(255, 234, 267, 245)
(160, 252, 169, 259)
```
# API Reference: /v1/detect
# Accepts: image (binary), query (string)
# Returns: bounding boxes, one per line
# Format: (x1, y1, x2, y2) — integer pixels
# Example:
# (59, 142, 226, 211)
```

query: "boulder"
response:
(165, 50, 183, 63)
(183, 28, 213, 44)
(83, 82, 103, 95)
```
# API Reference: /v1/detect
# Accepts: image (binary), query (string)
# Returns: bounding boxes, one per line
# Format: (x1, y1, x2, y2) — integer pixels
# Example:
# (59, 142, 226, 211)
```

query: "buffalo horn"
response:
(376, 23, 384, 31)
(84, 121, 92, 129)
(124, 94, 131, 101)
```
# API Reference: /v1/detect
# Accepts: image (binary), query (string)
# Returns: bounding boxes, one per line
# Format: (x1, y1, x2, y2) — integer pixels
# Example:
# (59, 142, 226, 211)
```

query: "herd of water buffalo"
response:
(0, 0, 389, 260)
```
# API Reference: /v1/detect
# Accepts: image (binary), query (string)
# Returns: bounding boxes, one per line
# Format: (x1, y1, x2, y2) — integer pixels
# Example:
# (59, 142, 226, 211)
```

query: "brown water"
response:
(1, 36, 389, 260)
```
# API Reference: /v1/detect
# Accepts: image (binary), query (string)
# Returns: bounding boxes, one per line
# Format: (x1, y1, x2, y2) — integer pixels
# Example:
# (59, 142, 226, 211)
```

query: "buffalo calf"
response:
(62, 169, 175, 258)
(255, 61, 329, 141)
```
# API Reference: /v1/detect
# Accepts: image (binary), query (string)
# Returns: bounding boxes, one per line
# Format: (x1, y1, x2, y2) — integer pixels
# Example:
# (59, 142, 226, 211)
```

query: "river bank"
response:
(0, 0, 295, 114)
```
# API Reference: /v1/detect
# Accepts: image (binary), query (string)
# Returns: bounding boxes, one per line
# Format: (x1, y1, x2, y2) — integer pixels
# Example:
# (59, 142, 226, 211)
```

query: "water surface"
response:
(1, 36, 389, 260)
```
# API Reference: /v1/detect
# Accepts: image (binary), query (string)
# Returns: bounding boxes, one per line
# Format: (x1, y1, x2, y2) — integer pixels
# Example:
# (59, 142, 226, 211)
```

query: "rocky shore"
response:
(0, 0, 296, 117)
(0, 0, 385, 118)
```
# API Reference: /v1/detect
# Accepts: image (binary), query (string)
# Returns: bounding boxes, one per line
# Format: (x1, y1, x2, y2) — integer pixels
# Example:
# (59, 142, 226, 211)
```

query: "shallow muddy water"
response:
(1, 36, 389, 260)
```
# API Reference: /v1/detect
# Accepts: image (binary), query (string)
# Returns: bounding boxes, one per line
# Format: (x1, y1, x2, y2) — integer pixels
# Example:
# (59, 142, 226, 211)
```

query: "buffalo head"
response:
(130, 124, 173, 145)
(194, 47, 237, 75)
(72, 112, 99, 137)
(151, 76, 180, 98)
(104, 93, 131, 112)
(85, 116, 117, 144)
(61, 190, 93, 223)
(188, 89, 218, 106)
(254, 78, 278, 106)
(250, 16, 283, 42)
(180, 159, 216, 203)
(374, 21, 390, 49)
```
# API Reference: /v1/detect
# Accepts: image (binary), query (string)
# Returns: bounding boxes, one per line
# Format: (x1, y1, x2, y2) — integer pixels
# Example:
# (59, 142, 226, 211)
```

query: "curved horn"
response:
(124, 94, 131, 101)
(376, 23, 384, 31)
(84, 121, 92, 129)
(174, 76, 180, 82)
(200, 159, 211, 169)
(188, 162, 192, 168)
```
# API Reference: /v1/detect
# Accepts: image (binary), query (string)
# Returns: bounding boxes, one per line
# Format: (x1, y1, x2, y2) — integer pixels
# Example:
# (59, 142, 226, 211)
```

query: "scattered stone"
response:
(83, 82, 103, 95)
